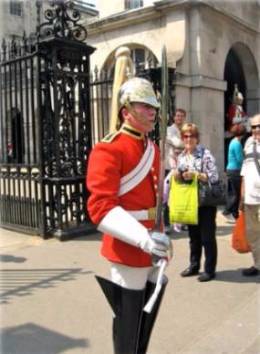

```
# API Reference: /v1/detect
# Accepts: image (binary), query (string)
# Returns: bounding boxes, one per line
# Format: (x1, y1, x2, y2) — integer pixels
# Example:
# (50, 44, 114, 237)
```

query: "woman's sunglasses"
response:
(252, 124, 260, 130)
(183, 134, 196, 139)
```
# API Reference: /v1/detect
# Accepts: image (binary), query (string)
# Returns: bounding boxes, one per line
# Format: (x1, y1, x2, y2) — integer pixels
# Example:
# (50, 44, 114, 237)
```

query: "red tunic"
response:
(86, 126, 160, 267)
(227, 104, 246, 131)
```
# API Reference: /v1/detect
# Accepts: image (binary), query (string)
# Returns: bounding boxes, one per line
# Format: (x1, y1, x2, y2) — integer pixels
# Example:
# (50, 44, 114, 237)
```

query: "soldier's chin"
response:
(132, 121, 154, 133)
(145, 121, 155, 132)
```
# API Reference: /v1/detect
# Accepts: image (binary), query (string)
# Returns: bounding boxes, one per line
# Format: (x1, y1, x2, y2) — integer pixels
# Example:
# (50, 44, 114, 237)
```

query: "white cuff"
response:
(97, 206, 155, 253)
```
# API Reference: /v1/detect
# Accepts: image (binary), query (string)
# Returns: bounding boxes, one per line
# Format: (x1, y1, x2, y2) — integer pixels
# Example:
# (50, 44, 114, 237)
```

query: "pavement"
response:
(0, 210, 259, 354)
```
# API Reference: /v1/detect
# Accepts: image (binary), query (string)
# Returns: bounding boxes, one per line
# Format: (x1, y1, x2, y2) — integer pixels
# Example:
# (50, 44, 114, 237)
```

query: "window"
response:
(10, 0, 22, 16)
(103, 46, 158, 79)
(131, 48, 145, 71)
(125, 0, 144, 10)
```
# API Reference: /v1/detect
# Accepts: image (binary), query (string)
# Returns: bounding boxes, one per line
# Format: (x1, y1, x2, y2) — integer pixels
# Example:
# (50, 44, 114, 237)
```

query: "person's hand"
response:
(182, 170, 194, 181)
(173, 171, 182, 181)
(149, 231, 173, 264)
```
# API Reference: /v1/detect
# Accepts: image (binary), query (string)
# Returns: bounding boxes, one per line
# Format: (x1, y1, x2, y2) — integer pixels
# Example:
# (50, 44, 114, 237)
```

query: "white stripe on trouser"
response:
(110, 262, 159, 290)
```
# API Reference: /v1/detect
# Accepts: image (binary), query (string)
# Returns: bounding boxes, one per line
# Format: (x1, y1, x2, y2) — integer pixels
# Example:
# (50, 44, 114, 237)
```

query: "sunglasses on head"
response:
(252, 124, 260, 130)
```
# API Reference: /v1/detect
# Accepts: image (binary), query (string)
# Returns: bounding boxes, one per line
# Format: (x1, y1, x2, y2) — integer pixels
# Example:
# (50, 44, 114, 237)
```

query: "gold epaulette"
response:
(101, 131, 120, 143)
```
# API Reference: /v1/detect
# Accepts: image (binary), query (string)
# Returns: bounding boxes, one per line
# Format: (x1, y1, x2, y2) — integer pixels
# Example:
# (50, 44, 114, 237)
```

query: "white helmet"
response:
(232, 84, 243, 105)
(118, 77, 160, 110)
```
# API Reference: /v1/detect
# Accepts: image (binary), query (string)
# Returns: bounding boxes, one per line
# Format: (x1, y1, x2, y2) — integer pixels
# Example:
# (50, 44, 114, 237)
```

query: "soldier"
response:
(86, 76, 172, 353)
(226, 84, 247, 133)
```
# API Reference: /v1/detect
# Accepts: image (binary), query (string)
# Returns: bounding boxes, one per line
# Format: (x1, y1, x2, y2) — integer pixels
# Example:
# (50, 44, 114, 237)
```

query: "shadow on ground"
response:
(0, 268, 93, 304)
(1, 323, 88, 354)
(0, 254, 27, 263)
(215, 269, 260, 283)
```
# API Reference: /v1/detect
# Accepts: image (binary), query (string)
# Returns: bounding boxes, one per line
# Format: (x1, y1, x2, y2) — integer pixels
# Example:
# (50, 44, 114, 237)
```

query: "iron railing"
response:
(0, 1, 176, 239)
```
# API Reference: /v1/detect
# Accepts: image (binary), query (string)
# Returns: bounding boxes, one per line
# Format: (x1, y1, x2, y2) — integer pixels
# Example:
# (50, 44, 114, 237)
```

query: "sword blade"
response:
(155, 46, 168, 230)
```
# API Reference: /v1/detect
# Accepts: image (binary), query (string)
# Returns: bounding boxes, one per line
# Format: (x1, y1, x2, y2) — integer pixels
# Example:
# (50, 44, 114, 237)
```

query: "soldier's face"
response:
(123, 103, 157, 133)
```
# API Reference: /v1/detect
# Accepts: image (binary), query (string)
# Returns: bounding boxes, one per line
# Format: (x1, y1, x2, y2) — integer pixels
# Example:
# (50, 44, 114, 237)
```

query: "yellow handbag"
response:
(169, 175, 198, 225)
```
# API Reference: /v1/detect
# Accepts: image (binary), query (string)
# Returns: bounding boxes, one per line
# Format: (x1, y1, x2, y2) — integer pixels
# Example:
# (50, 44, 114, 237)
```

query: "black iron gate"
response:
(0, 2, 95, 239)
(0, 2, 176, 240)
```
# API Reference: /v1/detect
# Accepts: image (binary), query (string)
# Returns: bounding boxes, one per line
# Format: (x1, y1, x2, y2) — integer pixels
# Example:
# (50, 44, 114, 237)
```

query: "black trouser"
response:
(188, 206, 217, 275)
(224, 170, 241, 219)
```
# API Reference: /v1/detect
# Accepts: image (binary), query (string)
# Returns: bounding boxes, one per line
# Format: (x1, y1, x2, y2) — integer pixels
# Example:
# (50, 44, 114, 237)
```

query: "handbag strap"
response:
(200, 147, 206, 173)
(253, 142, 260, 177)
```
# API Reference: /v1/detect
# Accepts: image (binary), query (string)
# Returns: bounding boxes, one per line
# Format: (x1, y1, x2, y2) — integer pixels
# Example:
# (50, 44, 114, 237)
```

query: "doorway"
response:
(223, 48, 246, 167)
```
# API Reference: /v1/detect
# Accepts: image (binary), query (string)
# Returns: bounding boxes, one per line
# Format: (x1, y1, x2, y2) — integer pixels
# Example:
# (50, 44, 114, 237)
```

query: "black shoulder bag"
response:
(199, 149, 226, 207)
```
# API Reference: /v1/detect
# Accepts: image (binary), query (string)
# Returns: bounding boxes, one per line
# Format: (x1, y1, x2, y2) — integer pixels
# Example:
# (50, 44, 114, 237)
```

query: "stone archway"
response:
(223, 42, 259, 163)
(101, 44, 158, 78)
(224, 48, 246, 132)
(224, 42, 259, 117)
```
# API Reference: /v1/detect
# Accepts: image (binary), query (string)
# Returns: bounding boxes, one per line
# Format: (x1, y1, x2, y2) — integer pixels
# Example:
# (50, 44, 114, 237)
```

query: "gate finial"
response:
(38, 0, 87, 42)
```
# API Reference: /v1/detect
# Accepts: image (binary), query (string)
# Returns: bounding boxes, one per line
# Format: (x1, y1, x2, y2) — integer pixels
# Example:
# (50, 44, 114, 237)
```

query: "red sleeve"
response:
(227, 104, 236, 122)
(86, 143, 122, 224)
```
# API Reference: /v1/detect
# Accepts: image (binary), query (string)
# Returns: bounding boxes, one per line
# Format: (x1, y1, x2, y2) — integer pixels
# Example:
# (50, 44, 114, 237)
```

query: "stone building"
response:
(0, 0, 98, 43)
(0, 0, 39, 43)
(84, 0, 260, 172)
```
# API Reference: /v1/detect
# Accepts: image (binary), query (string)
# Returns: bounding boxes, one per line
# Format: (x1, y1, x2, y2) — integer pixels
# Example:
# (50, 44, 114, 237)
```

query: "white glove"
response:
(149, 231, 172, 261)
(97, 206, 171, 257)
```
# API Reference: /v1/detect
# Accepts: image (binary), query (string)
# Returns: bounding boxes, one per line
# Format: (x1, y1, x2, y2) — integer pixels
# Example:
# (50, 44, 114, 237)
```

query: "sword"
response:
(144, 46, 172, 314)
(155, 45, 168, 232)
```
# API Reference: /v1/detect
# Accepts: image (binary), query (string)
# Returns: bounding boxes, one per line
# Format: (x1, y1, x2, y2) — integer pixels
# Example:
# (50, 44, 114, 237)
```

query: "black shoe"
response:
(181, 267, 199, 277)
(242, 266, 259, 276)
(198, 272, 215, 282)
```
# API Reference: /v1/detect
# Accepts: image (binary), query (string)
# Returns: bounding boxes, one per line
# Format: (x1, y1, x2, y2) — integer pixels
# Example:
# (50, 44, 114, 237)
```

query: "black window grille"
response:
(10, 0, 22, 16)
(125, 0, 144, 10)
(131, 48, 145, 71)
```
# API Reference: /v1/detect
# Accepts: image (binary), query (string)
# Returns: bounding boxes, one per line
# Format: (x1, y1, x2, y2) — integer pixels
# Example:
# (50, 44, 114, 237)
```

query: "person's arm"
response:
(239, 177, 245, 211)
(239, 159, 246, 211)
(87, 144, 121, 224)
(234, 140, 244, 167)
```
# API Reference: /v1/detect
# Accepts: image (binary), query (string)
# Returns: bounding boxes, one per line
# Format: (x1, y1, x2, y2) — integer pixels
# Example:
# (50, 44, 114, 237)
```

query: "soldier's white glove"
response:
(97, 206, 172, 260)
(148, 231, 172, 264)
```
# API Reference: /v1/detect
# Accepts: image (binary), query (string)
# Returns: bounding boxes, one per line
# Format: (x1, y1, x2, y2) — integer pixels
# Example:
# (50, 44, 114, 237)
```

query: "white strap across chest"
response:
(118, 139, 155, 196)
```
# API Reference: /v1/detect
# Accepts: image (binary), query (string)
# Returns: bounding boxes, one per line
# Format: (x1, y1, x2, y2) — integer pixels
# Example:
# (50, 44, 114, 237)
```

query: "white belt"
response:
(127, 208, 156, 221)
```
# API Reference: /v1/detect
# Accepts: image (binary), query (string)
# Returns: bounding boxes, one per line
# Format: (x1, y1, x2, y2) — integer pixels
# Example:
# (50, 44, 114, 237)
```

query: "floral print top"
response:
(177, 144, 219, 184)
